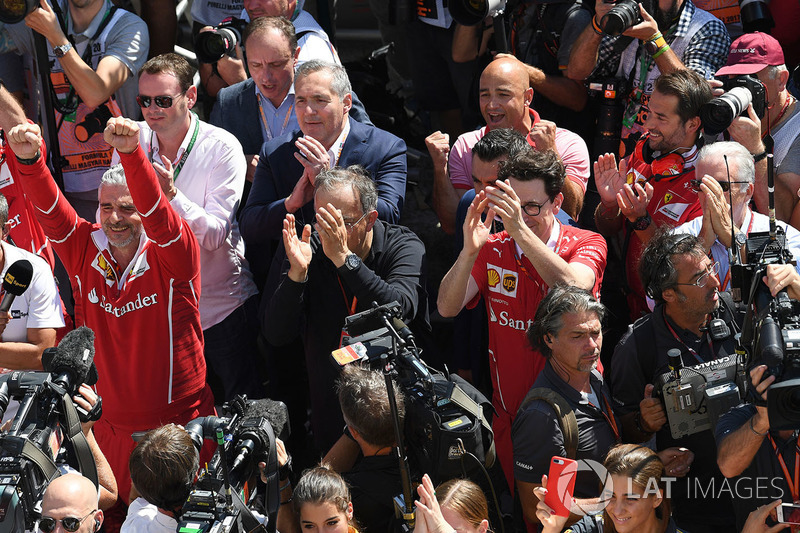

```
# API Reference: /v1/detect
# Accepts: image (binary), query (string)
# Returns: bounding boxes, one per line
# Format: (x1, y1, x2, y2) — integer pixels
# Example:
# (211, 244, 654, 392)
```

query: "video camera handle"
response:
(381, 355, 415, 530)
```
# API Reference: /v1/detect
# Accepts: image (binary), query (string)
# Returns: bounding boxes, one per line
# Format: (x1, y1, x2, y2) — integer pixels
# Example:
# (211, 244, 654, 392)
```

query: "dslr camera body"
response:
(194, 18, 248, 64)
(700, 75, 767, 136)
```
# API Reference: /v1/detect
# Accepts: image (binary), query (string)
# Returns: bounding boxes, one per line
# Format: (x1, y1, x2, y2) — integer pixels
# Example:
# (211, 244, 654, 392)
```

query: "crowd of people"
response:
(2, 0, 800, 531)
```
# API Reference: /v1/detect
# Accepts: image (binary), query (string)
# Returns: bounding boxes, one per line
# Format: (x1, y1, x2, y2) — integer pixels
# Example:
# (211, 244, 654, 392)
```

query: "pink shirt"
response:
(448, 110, 590, 192)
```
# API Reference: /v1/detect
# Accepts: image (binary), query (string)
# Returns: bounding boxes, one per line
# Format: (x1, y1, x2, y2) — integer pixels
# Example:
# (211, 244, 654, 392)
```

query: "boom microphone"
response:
(0, 260, 33, 313)
(42, 326, 99, 395)
(230, 399, 287, 476)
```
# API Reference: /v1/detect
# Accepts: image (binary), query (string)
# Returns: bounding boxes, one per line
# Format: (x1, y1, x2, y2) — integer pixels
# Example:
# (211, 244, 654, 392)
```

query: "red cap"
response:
(716, 32, 785, 76)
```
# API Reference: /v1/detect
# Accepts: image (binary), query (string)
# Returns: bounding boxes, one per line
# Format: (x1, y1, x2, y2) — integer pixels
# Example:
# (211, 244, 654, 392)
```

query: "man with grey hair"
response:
(512, 284, 620, 526)
(714, 32, 800, 221)
(673, 140, 800, 291)
(264, 165, 427, 452)
(6, 117, 214, 513)
(240, 60, 407, 287)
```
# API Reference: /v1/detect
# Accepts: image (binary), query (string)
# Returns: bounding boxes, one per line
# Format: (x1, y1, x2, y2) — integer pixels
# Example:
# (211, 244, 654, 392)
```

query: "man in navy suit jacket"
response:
(239, 60, 406, 255)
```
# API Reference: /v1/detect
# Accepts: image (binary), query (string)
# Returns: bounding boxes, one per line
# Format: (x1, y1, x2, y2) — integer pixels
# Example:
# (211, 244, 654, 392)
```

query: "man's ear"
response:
(343, 93, 352, 115)
(364, 210, 378, 231)
(1, 220, 11, 240)
(662, 287, 677, 303)
(186, 85, 198, 110)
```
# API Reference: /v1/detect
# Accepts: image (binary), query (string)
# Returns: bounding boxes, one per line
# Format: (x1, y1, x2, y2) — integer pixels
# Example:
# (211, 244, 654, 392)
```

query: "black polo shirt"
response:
(512, 362, 620, 497)
(715, 403, 797, 531)
(608, 301, 739, 530)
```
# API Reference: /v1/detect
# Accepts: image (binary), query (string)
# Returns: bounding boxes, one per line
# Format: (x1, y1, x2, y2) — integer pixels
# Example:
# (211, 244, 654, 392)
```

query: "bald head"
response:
(42, 475, 101, 533)
(479, 57, 534, 133)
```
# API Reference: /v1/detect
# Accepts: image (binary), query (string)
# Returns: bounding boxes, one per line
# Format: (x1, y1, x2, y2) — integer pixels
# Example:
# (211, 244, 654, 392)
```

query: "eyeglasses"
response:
(343, 212, 369, 231)
(136, 93, 184, 109)
(673, 261, 720, 289)
(312, 211, 369, 232)
(521, 198, 552, 217)
(689, 179, 750, 193)
(39, 510, 97, 533)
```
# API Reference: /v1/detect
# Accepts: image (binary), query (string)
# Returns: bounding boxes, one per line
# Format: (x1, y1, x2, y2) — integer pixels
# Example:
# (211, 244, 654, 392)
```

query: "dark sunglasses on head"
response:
(689, 179, 750, 193)
(136, 93, 183, 109)
(38, 510, 97, 532)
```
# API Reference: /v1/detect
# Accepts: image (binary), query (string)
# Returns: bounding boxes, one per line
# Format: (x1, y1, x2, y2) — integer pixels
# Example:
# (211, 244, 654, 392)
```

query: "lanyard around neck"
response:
(148, 113, 200, 182)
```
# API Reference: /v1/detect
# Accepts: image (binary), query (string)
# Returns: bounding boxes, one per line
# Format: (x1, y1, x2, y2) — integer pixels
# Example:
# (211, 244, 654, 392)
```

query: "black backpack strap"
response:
(518, 387, 579, 460)
(449, 382, 496, 467)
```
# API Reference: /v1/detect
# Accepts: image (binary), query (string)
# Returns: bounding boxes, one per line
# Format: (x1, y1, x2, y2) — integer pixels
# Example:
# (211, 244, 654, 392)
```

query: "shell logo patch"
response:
(487, 263, 518, 298)
(92, 253, 116, 285)
(488, 268, 500, 288)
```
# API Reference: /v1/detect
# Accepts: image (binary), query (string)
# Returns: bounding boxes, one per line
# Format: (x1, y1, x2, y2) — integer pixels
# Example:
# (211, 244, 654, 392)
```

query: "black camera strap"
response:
(58, 388, 99, 489)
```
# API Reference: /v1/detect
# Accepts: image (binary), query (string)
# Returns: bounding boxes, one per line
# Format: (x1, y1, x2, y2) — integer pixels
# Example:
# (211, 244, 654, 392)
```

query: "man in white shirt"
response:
(132, 53, 262, 402)
(674, 141, 800, 290)
(0, 193, 64, 372)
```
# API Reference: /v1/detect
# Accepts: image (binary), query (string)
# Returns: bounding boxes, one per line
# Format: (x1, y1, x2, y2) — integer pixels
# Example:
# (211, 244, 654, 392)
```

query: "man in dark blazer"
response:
(239, 59, 406, 265)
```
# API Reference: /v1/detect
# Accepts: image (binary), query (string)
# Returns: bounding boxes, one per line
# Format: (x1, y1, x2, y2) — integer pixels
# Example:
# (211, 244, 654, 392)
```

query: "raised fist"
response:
(6, 123, 43, 160)
(103, 116, 140, 154)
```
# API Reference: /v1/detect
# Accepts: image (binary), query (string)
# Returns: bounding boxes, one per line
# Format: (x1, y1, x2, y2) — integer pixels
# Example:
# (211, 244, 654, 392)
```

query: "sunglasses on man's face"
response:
(38, 510, 97, 532)
(689, 179, 750, 193)
(135, 93, 184, 109)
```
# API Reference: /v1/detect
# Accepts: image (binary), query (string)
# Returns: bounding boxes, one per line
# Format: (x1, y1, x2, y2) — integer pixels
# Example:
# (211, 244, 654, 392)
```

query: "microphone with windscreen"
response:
(42, 326, 99, 396)
(0, 260, 33, 313)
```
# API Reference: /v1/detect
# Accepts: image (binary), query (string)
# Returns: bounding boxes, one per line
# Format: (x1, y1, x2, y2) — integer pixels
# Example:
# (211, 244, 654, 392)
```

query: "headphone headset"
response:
(645, 233, 696, 300)
(95, 518, 101, 532)
(636, 135, 689, 181)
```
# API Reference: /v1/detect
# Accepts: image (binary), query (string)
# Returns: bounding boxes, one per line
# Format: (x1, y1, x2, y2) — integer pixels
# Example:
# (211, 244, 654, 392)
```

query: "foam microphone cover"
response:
(44, 326, 99, 386)
(2, 260, 33, 296)
(243, 398, 290, 441)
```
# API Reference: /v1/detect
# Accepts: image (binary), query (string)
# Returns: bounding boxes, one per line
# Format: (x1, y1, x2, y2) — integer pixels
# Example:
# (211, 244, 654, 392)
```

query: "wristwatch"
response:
(53, 42, 73, 58)
(631, 213, 653, 231)
(734, 231, 747, 249)
(644, 34, 667, 56)
(343, 253, 361, 271)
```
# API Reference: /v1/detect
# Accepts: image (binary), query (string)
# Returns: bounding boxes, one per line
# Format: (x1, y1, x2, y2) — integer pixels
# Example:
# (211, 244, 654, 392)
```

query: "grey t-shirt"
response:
(3, 0, 149, 119)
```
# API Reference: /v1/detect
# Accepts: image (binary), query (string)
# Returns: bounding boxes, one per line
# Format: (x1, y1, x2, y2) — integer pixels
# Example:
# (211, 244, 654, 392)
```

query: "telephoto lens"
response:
(600, 0, 641, 35)
(0, 0, 37, 24)
(699, 86, 752, 136)
(195, 26, 241, 63)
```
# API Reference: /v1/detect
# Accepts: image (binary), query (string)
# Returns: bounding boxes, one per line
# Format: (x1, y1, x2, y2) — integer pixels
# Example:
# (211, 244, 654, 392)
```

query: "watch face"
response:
(346, 254, 359, 269)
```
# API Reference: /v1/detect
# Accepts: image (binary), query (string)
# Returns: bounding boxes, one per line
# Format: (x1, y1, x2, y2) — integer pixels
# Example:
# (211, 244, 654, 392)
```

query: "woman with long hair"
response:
(536, 444, 683, 533)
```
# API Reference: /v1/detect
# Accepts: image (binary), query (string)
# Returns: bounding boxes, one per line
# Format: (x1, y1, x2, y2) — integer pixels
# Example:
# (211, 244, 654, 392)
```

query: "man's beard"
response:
(653, 0, 681, 31)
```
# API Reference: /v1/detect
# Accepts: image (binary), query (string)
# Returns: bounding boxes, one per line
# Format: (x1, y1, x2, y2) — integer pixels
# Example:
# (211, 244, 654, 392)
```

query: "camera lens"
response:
(700, 86, 753, 136)
(450, 0, 505, 26)
(0, 0, 37, 24)
(739, 0, 774, 33)
(600, 0, 641, 35)
(75, 106, 114, 143)
(195, 27, 238, 64)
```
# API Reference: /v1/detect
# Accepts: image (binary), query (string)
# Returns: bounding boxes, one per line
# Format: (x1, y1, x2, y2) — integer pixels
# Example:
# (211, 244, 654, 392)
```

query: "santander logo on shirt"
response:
(87, 288, 159, 318)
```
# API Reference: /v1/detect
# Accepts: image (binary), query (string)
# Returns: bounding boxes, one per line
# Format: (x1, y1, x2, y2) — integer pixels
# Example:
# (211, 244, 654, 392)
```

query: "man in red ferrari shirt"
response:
(5, 117, 214, 511)
(437, 148, 607, 492)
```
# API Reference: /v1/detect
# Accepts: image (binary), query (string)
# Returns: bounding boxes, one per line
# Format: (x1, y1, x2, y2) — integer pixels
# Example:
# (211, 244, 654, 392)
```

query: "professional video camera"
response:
(0, 327, 101, 533)
(331, 302, 495, 531)
(195, 17, 248, 64)
(726, 156, 800, 430)
(654, 348, 746, 439)
(178, 396, 289, 533)
(700, 75, 767, 136)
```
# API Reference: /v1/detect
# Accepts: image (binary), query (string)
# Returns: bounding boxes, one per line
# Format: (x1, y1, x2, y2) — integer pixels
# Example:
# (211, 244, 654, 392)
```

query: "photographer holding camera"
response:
(124, 422, 296, 533)
(1, 0, 149, 220)
(715, 262, 800, 532)
(566, 0, 729, 157)
(608, 229, 737, 532)
(324, 365, 404, 533)
(711, 32, 800, 225)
